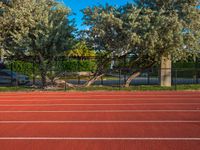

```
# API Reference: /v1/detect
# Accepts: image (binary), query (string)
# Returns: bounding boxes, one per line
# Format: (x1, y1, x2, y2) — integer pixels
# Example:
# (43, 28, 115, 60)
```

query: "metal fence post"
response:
(32, 59, 35, 86)
(78, 57, 80, 85)
(64, 70, 67, 91)
(147, 70, 150, 85)
(15, 69, 18, 87)
(119, 68, 121, 90)
(123, 56, 126, 84)
(101, 76, 103, 85)
(10, 62, 13, 86)
(175, 69, 177, 91)
(195, 68, 198, 84)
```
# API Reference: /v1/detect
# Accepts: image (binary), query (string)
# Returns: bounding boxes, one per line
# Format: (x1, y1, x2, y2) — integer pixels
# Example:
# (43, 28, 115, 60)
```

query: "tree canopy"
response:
(135, 0, 200, 60)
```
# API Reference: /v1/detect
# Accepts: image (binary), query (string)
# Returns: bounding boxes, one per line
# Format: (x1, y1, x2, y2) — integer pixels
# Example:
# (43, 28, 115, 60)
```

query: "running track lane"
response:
(0, 91, 200, 150)
(0, 104, 199, 110)
(1, 112, 200, 121)
(0, 122, 200, 137)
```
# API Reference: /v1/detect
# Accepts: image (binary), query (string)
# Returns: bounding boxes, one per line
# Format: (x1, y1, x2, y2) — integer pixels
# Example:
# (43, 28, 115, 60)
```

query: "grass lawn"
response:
(0, 84, 200, 92)
(0, 86, 36, 92)
(71, 84, 200, 91)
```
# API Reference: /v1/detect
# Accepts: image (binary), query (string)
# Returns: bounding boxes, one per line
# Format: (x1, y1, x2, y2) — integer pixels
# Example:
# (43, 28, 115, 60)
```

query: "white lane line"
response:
(0, 98, 199, 102)
(0, 110, 200, 113)
(0, 94, 199, 97)
(1, 93, 200, 96)
(0, 121, 199, 123)
(0, 137, 199, 141)
(0, 103, 200, 106)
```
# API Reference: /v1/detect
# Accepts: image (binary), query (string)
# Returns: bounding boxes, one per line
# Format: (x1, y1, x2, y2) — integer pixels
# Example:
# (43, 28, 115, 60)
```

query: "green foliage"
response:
(55, 59, 97, 72)
(5, 60, 97, 76)
(3, 0, 74, 57)
(65, 41, 96, 58)
(82, 1, 200, 68)
(135, 0, 200, 61)
(172, 61, 200, 78)
(173, 62, 196, 69)
(5, 61, 40, 77)
(82, 4, 141, 57)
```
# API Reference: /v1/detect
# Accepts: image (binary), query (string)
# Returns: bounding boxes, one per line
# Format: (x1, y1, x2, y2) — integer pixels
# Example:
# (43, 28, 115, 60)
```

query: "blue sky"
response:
(61, 0, 133, 30)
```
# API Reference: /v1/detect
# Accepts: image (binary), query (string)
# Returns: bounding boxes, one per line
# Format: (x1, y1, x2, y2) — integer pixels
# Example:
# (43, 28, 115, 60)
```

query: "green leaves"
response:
(81, 0, 199, 72)
(1, 0, 74, 57)
(82, 4, 141, 58)
(65, 41, 96, 58)
(135, 0, 200, 61)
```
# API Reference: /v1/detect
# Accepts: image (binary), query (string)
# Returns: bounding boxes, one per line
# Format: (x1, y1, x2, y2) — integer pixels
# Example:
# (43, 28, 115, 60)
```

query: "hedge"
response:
(55, 59, 97, 72)
(5, 59, 97, 77)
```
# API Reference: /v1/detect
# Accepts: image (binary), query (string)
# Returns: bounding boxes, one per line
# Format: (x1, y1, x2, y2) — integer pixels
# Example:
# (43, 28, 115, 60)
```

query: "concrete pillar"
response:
(160, 54, 172, 87)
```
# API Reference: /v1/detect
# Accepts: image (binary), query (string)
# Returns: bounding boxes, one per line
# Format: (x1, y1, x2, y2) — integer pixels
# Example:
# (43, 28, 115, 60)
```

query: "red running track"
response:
(0, 91, 199, 150)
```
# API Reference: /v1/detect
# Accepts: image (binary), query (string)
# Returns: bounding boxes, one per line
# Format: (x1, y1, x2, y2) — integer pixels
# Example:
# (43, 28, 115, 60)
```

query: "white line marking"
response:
(0, 94, 199, 97)
(0, 103, 199, 106)
(0, 121, 199, 123)
(0, 98, 199, 101)
(0, 110, 200, 113)
(0, 137, 199, 141)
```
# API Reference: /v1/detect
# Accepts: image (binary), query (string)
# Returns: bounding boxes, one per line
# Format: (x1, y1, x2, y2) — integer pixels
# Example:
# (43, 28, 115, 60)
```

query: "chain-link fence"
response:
(0, 56, 199, 90)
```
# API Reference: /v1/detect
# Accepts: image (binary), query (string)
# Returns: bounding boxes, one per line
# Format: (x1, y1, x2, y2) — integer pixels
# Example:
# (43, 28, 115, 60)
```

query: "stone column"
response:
(160, 54, 172, 87)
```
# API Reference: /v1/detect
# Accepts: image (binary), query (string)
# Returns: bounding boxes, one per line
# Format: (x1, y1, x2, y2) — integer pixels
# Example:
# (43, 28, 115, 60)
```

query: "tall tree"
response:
(0, 0, 75, 87)
(124, 4, 185, 87)
(134, 0, 200, 87)
(81, 4, 141, 87)
(82, 1, 200, 87)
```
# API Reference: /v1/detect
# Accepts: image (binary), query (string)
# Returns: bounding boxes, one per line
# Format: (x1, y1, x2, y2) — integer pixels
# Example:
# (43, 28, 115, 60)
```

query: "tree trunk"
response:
(0, 48, 4, 63)
(40, 69, 47, 88)
(83, 57, 111, 87)
(160, 54, 172, 87)
(124, 61, 156, 87)
(54, 57, 110, 88)
(124, 71, 141, 87)
(38, 53, 47, 88)
(84, 73, 104, 87)
(56, 74, 104, 88)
